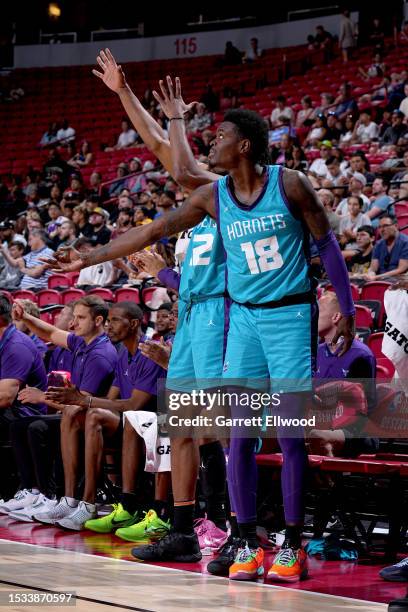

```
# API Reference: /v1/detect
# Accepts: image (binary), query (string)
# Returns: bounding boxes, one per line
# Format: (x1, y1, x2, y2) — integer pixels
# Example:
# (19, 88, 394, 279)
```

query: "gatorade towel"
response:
(123, 411, 171, 472)
(383, 289, 408, 394)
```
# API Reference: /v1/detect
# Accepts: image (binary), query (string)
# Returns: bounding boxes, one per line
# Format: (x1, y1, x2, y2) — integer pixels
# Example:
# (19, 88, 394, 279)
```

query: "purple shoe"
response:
(194, 517, 228, 555)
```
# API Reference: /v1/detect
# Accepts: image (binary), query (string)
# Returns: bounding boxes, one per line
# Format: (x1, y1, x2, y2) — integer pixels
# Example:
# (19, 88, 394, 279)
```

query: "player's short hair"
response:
(0, 295, 12, 324)
(223, 109, 270, 165)
(74, 295, 109, 323)
(111, 301, 143, 322)
(20, 299, 40, 319)
(158, 302, 173, 313)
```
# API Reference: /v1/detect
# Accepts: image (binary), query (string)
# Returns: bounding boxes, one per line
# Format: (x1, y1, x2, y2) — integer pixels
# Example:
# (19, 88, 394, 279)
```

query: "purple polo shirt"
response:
(48, 346, 74, 374)
(30, 334, 49, 358)
(113, 345, 166, 411)
(315, 339, 377, 411)
(0, 325, 47, 416)
(67, 332, 118, 396)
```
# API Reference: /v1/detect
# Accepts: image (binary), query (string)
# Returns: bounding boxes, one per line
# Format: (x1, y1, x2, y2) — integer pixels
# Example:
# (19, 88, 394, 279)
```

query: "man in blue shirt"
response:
(366, 178, 394, 228)
(366, 216, 408, 279)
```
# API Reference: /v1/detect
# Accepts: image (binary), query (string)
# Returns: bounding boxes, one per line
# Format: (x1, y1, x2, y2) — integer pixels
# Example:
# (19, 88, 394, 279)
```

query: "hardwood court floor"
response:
(0, 515, 404, 611)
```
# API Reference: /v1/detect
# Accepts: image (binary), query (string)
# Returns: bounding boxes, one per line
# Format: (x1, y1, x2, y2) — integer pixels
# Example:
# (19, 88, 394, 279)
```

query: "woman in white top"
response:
(339, 195, 372, 254)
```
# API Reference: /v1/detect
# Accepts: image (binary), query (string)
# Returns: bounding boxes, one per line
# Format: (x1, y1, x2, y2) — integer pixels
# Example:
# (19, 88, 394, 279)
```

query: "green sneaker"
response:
(84, 503, 137, 533)
(115, 509, 171, 543)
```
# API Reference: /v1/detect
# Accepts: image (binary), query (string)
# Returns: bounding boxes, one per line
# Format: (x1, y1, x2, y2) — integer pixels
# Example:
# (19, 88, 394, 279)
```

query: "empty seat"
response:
(88, 287, 115, 301)
(37, 289, 62, 308)
(60, 288, 85, 305)
(12, 289, 37, 302)
(115, 288, 140, 303)
(48, 274, 71, 289)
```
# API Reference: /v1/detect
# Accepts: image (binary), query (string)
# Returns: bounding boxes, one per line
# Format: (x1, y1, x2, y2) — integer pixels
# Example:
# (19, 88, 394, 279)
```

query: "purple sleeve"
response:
(79, 356, 115, 394)
(157, 268, 181, 291)
(2, 344, 33, 381)
(132, 357, 166, 396)
(315, 230, 355, 316)
(67, 333, 82, 353)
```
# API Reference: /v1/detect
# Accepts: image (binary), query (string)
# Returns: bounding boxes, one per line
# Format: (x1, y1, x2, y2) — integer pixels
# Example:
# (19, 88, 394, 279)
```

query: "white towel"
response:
(123, 410, 171, 472)
(383, 289, 408, 394)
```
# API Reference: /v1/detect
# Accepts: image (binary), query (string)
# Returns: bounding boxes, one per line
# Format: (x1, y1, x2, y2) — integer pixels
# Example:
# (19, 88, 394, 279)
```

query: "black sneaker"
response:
(389, 596, 408, 611)
(380, 557, 408, 582)
(131, 530, 202, 563)
(206, 536, 241, 576)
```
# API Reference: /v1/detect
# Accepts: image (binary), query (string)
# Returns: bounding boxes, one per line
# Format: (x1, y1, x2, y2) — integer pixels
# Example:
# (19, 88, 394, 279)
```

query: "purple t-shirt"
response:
(48, 346, 74, 374)
(67, 332, 118, 396)
(315, 339, 377, 411)
(113, 345, 166, 411)
(0, 325, 47, 416)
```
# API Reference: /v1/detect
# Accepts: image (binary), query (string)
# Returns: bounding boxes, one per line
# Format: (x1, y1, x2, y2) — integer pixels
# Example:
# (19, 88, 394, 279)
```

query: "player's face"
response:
(208, 122, 242, 171)
(107, 307, 132, 343)
(72, 304, 100, 338)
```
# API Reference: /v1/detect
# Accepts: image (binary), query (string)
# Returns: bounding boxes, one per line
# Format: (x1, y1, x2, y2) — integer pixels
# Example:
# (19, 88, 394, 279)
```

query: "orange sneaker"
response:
(267, 546, 308, 582)
(229, 542, 264, 581)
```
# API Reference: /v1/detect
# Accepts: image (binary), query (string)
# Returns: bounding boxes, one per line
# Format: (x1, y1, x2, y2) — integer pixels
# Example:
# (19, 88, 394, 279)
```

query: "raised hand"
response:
(12, 299, 26, 321)
(40, 244, 85, 273)
(92, 48, 127, 94)
(153, 75, 197, 119)
(129, 249, 166, 278)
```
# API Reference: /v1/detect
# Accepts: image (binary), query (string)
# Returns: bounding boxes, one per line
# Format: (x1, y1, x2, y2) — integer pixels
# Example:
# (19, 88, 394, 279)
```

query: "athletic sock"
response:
(283, 525, 302, 549)
(173, 503, 195, 535)
(153, 499, 169, 522)
(121, 492, 141, 515)
(238, 521, 258, 548)
(229, 514, 239, 538)
(199, 441, 227, 531)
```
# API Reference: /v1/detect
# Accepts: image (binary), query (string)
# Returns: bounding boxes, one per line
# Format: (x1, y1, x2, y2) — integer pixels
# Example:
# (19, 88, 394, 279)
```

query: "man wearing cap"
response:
(308, 141, 333, 180)
(0, 221, 26, 249)
(336, 172, 370, 216)
(88, 208, 112, 246)
(0, 241, 25, 290)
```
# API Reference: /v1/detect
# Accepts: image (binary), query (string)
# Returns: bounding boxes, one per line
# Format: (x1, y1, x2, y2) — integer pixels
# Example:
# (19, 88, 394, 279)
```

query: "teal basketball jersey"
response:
(216, 165, 311, 304)
(178, 214, 226, 301)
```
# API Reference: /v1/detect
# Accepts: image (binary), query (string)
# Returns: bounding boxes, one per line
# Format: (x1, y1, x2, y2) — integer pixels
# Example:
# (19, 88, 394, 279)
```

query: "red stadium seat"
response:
(37, 289, 62, 308)
(367, 332, 385, 359)
(88, 288, 115, 301)
(355, 304, 374, 328)
(361, 281, 391, 325)
(0, 291, 13, 303)
(376, 357, 395, 381)
(40, 311, 54, 324)
(48, 274, 71, 289)
(326, 283, 360, 301)
(60, 288, 85, 305)
(12, 290, 37, 302)
(115, 288, 140, 303)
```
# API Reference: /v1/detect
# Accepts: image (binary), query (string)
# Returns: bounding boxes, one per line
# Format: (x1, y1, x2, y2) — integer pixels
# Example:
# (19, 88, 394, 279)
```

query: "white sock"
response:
(65, 497, 79, 507)
(83, 502, 96, 512)
(30, 489, 40, 495)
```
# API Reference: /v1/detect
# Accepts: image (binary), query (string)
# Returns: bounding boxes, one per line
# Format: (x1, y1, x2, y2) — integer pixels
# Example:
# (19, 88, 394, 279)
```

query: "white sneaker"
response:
(34, 496, 79, 525)
(0, 489, 39, 514)
(56, 501, 97, 531)
(9, 495, 58, 523)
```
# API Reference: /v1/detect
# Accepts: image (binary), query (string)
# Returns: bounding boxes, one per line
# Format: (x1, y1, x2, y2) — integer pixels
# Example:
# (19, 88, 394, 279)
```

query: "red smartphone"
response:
(47, 371, 71, 388)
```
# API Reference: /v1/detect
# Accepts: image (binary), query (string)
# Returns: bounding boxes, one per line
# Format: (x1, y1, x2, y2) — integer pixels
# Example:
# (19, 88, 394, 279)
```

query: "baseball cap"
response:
(351, 172, 367, 187)
(92, 207, 110, 220)
(319, 140, 332, 149)
(0, 220, 15, 230)
(55, 216, 70, 226)
(143, 160, 155, 172)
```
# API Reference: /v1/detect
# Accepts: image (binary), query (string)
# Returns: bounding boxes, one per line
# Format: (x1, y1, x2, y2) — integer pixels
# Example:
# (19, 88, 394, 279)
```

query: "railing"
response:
(39, 30, 77, 44)
(99, 166, 162, 206)
(90, 26, 144, 42)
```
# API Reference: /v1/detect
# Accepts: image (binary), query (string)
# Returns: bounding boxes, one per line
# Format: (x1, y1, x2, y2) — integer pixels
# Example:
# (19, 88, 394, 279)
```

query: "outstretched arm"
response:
(48, 184, 214, 271)
(12, 300, 69, 348)
(283, 169, 355, 354)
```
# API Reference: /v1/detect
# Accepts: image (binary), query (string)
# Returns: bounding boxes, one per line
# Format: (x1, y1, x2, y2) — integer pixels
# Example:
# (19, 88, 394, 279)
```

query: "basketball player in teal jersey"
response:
(50, 68, 355, 581)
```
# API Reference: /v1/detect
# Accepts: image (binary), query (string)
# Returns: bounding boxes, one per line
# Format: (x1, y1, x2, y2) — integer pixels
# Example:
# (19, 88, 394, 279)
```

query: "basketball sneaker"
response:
(0, 489, 39, 514)
(56, 501, 97, 531)
(116, 509, 171, 543)
(85, 503, 137, 534)
(33, 496, 79, 525)
(131, 530, 202, 562)
(267, 545, 308, 582)
(380, 557, 408, 582)
(229, 542, 264, 580)
(207, 536, 241, 576)
(8, 495, 57, 522)
(194, 517, 228, 555)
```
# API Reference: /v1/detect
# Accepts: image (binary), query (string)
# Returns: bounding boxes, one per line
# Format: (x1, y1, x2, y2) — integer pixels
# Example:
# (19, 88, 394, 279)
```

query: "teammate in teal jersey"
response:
(50, 69, 355, 580)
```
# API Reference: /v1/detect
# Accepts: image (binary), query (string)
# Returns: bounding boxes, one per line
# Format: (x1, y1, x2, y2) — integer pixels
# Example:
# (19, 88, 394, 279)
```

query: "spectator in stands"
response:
(113, 119, 138, 150)
(325, 112, 342, 143)
(295, 95, 315, 129)
(309, 292, 377, 457)
(55, 220, 77, 250)
(88, 207, 111, 246)
(270, 95, 294, 128)
(109, 162, 129, 197)
(2, 229, 53, 290)
(111, 209, 133, 240)
(75, 238, 122, 288)
(61, 192, 81, 220)
(13, 300, 48, 358)
(339, 9, 357, 63)
(365, 215, 408, 279)
(381, 110, 408, 146)
(0, 241, 24, 289)
(315, 25, 334, 57)
(284, 144, 308, 173)
(155, 303, 174, 342)
(243, 37, 263, 63)
(358, 52, 386, 80)
(0, 296, 47, 439)
(308, 141, 332, 181)
(223, 41, 242, 66)
(187, 103, 212, 133)
(11, 295, 118, 524)
(68, 140, 93, 169)
(369, 17, 385, 51)
(314, 92, 334, 117)
(43, 148, 68, 185)
(56, 119, 76, 146)
(49, 185, 62, 204)
(336, 172, 370, 215)
(134, 207, 152, 227)
(46, 202, 63, 233)
(87, 171, 108, 202)
(399, 82, 408, 118)
(347, 225, 375, 276)
(72, 204, 93, 238)
(39, 122, 59, 147)
(366, 177, 394, 227)
(352, 110, 379, 143)
(0, 220, 26, 248)
(304, 115, 328, 148)
(346, 151, 375, 183)
(334, 83, 358, 121)
(325, 156, 348, 186)
(200, 84, 219, 112)
(339, 196, 372, 255)
(318, 189, 340, 234)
